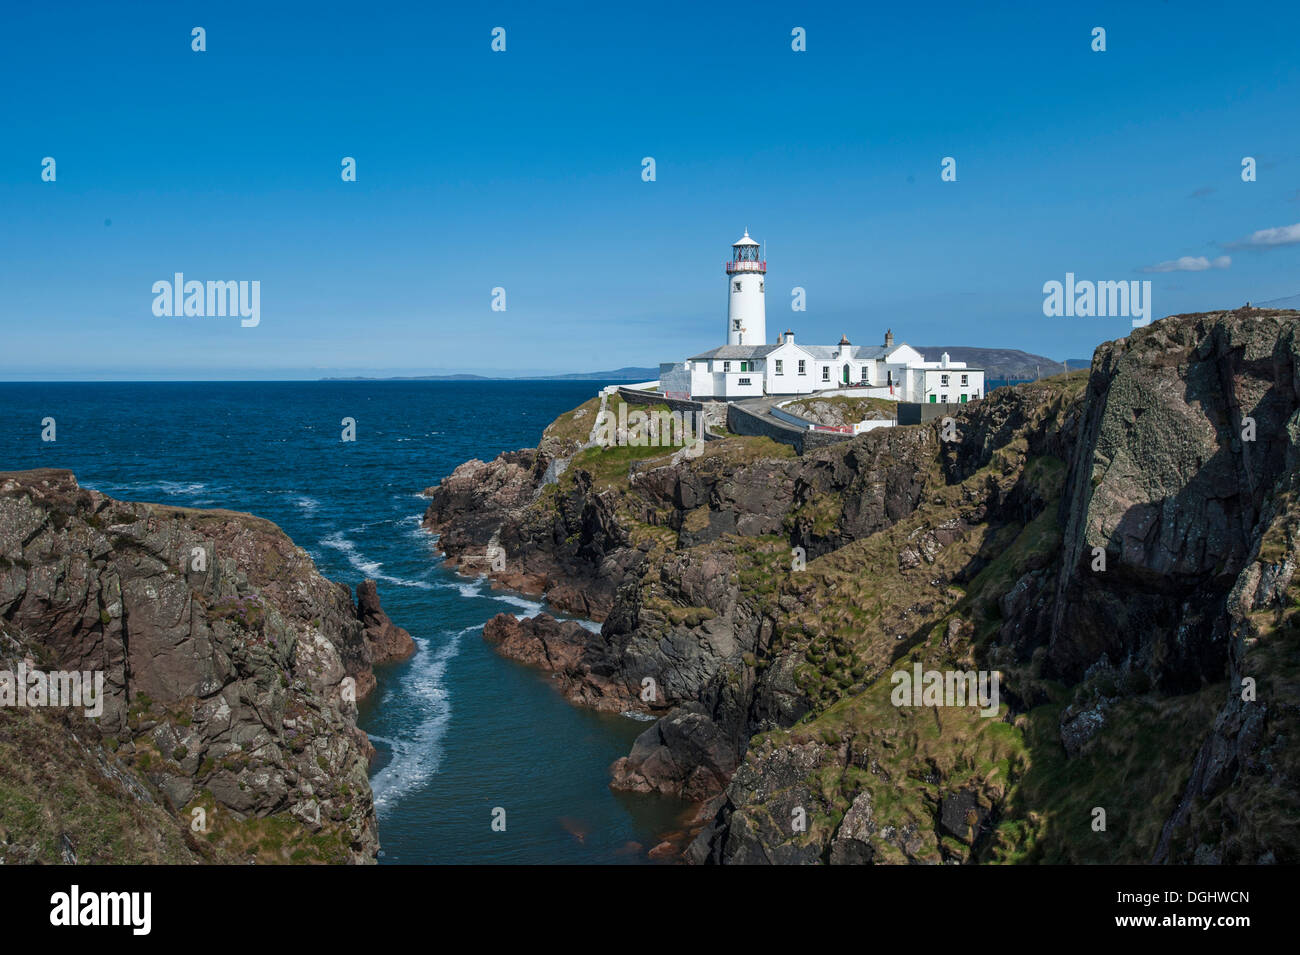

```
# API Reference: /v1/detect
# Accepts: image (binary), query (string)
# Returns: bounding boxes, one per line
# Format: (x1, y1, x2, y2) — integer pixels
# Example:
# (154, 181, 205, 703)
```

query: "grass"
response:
(183, 789, 354, 864)
(0, 706, 208, 864)
(541, 393, 605, 451)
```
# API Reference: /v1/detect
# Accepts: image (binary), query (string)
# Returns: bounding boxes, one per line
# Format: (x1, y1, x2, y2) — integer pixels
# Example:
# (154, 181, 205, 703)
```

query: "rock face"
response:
(427, 407, 938, 805)
(1046, 313, 1299, 690)
(357, 579, 416, 667)
(0, 469, 398, 864)
(424, 310, 1300, 865)
(483, 612, 639, 713)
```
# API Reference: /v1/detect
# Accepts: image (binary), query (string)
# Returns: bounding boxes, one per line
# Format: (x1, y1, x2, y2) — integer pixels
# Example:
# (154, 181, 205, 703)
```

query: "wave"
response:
(369, 627, 471, 815)
(432, 575, 600, 631)
(92, 479, 210, 499)
(434, 578, 541, 616)
(320, 532, 435, 591)
(491, 593, 546, 616)
(432, 577, 484, 599)
(156, 480, 207, 495)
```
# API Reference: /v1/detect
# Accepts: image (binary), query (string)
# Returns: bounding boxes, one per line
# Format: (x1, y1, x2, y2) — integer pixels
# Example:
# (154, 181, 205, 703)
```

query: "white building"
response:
(659, 232, 985, 404)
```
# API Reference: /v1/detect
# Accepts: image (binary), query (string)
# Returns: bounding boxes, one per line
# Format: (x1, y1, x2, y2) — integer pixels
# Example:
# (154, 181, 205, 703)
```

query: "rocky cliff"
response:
(423, 309, 1300, 864)
(0, 469, 411, 864)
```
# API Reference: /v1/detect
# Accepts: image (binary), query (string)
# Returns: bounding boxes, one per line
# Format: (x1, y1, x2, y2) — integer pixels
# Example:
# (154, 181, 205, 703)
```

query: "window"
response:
(759, 281, 764, 293)
(738, 377, 752, 386)
(821, 366, 830, 382)
(941, 374, 949, 386)
(775, 359, 784, 374)
(723, 361, 731, 372)
(961, 374, 968, 386)
(798, 360, 806, 374)
(732, 319, 741, 330)
(941, 394, 948, 403)
(733, 281, 742, 292)
(860, 367, 869, 382)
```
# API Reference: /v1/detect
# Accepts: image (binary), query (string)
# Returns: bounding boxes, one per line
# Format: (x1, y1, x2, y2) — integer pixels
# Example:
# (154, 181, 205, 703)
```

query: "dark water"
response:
(0, 381, 690, 863)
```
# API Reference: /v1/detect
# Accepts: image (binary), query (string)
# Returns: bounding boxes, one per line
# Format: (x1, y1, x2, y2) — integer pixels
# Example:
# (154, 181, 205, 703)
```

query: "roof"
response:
(688, 343, 781, 361)
(732, 229, 760, 247)
(800, 343, 891, 360)
(688, 340, 939, 363)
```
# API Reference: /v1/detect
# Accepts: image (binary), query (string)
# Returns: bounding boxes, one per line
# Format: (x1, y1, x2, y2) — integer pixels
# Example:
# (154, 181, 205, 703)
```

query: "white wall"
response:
(726, 270, 767, 346)
(764, 343, 822, 395)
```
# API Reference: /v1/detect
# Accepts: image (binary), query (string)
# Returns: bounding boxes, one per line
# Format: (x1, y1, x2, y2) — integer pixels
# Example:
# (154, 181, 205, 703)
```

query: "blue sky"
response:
(2, 0, 1299, 379)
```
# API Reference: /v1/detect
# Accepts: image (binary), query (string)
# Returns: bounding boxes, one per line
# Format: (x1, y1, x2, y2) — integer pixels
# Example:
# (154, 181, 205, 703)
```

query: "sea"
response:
(0, 381, 692, 864)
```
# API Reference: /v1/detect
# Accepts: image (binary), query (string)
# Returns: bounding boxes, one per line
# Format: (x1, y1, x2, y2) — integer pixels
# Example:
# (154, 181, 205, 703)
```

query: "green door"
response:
(929, 395, 936, 403)
(960, 394, 967, 403)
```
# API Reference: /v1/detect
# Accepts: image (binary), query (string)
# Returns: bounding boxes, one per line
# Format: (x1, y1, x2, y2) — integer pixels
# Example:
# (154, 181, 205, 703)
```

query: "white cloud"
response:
(1225, 222, 1300, 248)
(1140, 255, 1231, 273)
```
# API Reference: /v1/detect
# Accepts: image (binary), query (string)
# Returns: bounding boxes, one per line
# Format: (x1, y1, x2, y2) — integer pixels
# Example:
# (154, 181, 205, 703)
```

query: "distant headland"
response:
(321, 349, 1081, 384)
(320, 366, 660, 382)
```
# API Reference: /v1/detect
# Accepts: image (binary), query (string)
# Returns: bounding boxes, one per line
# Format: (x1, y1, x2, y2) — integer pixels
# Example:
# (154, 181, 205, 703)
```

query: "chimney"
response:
(784, 329, 794, 344)
(941, 351, 950, 368)
(884, 329, 894, 348)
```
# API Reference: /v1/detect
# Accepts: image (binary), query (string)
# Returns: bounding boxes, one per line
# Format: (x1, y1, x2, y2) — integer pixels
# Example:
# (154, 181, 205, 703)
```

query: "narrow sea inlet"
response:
(0, 380, 689, 863)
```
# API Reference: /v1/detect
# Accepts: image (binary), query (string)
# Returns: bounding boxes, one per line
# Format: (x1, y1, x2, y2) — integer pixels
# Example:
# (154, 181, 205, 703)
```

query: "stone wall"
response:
(726, 402, 852, 454)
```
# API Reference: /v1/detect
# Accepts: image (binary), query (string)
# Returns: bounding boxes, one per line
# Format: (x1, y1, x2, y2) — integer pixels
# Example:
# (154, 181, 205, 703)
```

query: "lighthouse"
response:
(725, 230, 766, 346)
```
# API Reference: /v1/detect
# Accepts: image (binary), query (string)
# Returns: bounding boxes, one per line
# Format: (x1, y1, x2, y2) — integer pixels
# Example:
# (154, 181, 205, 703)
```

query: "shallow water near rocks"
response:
(0, 380, 691, 863)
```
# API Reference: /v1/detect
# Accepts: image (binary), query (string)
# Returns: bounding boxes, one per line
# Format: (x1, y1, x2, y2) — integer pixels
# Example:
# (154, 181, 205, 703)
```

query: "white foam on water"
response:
(320, 531, 435, 591)
(292, 494, 321, 514)
(433, 578, 542, 616)
(157, 480, 207, 495)
(491, 593, 546, 615)
(93, 479, 210, 499)
(434, 577, 485, 599)
(370, 628, 470, 816)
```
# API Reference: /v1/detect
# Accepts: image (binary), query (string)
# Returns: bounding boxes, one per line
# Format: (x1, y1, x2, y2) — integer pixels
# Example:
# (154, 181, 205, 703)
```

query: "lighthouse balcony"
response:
(725, 260, 767, 274)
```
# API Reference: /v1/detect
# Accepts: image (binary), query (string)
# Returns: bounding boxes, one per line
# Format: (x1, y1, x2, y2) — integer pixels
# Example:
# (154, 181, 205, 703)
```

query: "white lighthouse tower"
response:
(725, 230, 766, 346)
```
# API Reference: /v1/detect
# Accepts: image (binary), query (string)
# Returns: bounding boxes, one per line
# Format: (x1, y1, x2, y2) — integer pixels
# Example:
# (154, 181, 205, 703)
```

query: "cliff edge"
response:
(0, 469, 410, 864)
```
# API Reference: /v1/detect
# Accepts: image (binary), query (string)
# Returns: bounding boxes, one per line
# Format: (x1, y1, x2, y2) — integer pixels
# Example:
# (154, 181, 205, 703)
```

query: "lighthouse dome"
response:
(732, 230, 760, 247)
